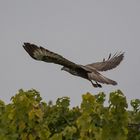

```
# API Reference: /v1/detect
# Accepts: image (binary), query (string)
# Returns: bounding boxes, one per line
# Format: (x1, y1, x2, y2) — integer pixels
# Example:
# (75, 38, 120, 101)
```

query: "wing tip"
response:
(116, 51, 125, 59)
(23, 42, 38, 60)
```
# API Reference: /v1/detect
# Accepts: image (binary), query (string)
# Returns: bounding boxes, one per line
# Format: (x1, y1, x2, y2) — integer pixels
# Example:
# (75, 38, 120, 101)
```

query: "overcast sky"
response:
(0, 1, 140, 106)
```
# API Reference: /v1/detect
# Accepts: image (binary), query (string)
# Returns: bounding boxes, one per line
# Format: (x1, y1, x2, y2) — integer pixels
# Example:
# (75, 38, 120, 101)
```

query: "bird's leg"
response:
(89, 80, 98, 88)
(96, 81, 102, 88)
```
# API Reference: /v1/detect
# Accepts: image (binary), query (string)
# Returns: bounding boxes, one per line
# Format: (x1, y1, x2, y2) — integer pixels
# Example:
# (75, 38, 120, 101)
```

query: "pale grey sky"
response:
(0, 1, 140, 106)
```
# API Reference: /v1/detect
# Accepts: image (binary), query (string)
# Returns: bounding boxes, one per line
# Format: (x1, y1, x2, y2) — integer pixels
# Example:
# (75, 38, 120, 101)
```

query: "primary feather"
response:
(85, 52, 124, 71)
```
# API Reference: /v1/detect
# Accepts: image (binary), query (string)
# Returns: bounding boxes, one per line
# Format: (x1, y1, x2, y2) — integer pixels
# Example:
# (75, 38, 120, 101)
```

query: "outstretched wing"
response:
(85, 52, 124, 71)
(23, 43, 80, 69)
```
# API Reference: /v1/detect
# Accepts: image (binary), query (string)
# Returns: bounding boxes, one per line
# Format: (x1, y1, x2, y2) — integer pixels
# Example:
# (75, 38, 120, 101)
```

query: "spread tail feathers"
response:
(88, 72, 117, 85)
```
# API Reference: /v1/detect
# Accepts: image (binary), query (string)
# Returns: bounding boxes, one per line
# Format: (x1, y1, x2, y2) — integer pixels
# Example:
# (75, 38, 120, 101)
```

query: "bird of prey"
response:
(23, 43, 124, 88)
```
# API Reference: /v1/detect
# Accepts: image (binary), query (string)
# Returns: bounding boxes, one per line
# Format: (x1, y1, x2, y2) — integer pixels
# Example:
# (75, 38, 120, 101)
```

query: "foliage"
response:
(0, 89, 140, 140)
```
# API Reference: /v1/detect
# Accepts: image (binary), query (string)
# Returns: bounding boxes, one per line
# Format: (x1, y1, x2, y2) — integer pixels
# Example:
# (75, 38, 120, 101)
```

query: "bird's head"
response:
(61, 67, 70, 72)
(61, 66, 78, 76)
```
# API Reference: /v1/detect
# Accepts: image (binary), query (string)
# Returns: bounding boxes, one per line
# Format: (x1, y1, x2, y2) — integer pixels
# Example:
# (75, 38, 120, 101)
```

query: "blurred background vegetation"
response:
(0, 89, 140, 140)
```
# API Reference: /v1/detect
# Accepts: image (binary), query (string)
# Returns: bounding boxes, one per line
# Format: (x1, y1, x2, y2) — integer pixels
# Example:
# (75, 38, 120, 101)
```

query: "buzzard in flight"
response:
(23, 43, 124, 88)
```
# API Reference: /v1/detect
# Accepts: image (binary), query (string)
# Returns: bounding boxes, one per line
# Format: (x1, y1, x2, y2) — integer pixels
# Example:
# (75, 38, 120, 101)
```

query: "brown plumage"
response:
(23, 42, 124, 88)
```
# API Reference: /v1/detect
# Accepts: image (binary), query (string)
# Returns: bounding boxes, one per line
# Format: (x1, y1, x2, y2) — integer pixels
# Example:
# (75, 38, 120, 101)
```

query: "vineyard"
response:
(0, 89, 140, 140)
